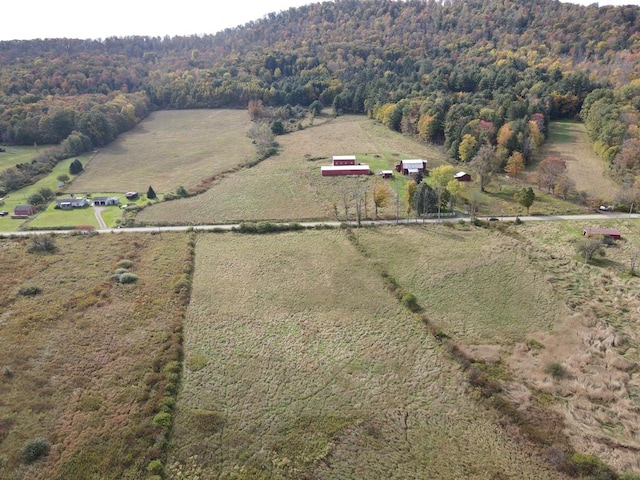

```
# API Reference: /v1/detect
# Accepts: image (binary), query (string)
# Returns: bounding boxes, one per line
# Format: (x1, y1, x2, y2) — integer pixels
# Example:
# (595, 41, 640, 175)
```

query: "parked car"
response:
(488, 217, 500, 221)
(0, 211, 8, 217)
(599, 205, 613, 211)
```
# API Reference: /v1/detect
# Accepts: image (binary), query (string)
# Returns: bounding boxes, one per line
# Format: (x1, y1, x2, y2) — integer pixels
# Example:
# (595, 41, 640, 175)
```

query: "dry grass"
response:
(0, 232, 191, 479)
(537, 121, 619, 202)
(168, 229, 560, 479)
(137, 115, 447, 224)
(69, 110, 255, 195)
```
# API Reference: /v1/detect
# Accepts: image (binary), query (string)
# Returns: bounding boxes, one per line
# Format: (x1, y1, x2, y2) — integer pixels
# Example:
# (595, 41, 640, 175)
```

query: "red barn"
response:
(396, 159, 427, 175)
(583, 227, 621, 240)
(13, 204, 36, 217)
(332, 155, 357, 166)
(321, 165, 370, 176)
(454, 171, 471, 182)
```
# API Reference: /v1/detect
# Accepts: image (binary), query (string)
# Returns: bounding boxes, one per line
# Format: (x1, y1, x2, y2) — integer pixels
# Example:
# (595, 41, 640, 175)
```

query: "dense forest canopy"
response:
(0, 0, 639, 192)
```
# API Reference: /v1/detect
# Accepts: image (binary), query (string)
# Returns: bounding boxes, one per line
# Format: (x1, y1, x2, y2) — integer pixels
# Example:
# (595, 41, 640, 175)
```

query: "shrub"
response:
(2, 366, 13, 378)
(113, 272, 138, 284)
(27, 235, 56, 253)
(18, 286, 41, 296)
(526, 339, 545, 350)
(21, 437, 50, 464)
(545, 361, 566, 379)
(152, 412, 172, 429)
(569, 452, 614, 480)
(146, 459, 163, 474)
(401, 292, 420, 312)
(114, 268, 129, 275)
(117, 259, 134, 269)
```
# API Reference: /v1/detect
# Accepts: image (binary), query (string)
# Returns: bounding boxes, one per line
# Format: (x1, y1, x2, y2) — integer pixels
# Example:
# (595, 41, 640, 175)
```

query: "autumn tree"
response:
(537, 157, 567, 194)
(458, 134, 478, 163)
(470, 144, 499, 192)
(430, 164, 456, 218)
(405, 180, 417, 214)
(514, 186, 535, 215)
(248, 99, 266, 120)
(504, 151, 525, 180)
(371, 179, 391, 218)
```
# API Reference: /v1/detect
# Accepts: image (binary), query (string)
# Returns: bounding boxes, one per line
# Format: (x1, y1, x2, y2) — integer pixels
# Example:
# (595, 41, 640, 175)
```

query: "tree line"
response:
(0, 0, 639, 192)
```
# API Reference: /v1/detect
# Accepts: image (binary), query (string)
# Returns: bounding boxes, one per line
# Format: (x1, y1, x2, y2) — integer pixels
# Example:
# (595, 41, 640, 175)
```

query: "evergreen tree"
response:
(69, 159, 83, 175)
(147, 185, 157, 199)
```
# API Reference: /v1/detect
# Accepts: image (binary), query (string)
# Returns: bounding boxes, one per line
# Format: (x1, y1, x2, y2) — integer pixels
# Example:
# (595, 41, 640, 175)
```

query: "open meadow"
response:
(536, 121, 619, 203)
(136, 114, 447, 224)
(69, 110, 256, 195)
(168, 229, 561, 479)
(0, 232, 191, 479)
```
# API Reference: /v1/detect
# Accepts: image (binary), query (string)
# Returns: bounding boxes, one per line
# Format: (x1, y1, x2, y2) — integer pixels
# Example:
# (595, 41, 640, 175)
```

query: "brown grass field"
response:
(168, 229, 562, 479)
(537, 121, 619, 203)
(69, 110, 256, 195)
(0, 232, 191, 479)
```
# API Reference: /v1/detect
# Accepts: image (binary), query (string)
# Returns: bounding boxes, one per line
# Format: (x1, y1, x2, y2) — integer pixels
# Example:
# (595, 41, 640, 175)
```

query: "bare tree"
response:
(470, 144, 500, 192)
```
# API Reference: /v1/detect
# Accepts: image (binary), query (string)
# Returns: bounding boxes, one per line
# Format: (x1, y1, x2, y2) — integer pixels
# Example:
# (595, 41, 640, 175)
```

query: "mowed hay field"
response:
(137, 115, 447, 224)
(168, 229, 560, 480)
(539, 121, 618, 202)
(70, 110, 255, 195)
(0, 232, 191, 479)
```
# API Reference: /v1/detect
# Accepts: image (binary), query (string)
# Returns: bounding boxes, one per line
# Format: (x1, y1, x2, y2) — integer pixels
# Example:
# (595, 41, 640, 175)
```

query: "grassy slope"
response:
(69, 110, 256, 195)
(137, 115, 447, 224)
(168, 229, 560, 479)
(0, 232, 191, 479)
(537, 121, 618, 202)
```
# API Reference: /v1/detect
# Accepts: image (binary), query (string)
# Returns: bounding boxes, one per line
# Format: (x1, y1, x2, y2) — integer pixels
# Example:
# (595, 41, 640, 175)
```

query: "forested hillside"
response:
(1, 0, 639, 193)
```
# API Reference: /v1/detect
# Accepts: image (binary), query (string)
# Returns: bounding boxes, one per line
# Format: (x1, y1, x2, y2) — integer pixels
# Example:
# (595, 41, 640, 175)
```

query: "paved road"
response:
(1, 212, 638, 237)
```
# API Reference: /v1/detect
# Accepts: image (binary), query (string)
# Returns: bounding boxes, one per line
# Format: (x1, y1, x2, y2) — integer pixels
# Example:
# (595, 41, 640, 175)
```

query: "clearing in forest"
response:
(539, 121, 618, 202)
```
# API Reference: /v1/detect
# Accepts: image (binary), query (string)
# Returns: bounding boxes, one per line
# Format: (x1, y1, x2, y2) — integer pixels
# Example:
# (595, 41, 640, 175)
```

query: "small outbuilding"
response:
(125, 192, 139, 200)
(380, 170, 393, 179)
(454, 171, 472, 182)
(13, 204, 36, 217)
(332, 155, 357, 166)
(55, 197, 90, 209)
(583, 227, 621, 240)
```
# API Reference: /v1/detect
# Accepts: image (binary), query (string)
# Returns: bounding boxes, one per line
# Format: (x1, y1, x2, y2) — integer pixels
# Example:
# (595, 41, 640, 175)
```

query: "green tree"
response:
(271, 119, 285, 135)
(147, 185, 157, 200)
(405, 180, 417, 214)
(69, 159, 83, 175)
(514, 186, 535, 215)
(412, 181, 437, 217)
(57, 174, 70, 184)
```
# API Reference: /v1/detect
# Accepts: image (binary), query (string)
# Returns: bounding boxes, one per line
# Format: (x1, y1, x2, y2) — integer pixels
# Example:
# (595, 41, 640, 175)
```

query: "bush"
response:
(21, 437, 50, 464)
(146, 459, 163, 474)
(113, 272, 138, 284)
(18, 286, 42, 296)
(152, 412, 172, 429)
(569, 452, 614, 480)
(401, 292, 420, 312)
(27, 235, 57, 253)
(117, 259, 134, 269)
(545, 361, 566, 379)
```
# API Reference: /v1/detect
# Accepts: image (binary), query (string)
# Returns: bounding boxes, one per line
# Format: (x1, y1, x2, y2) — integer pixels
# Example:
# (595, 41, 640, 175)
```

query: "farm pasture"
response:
(69, 110, 256, 195)
(168, 229, 559, 479)
(137, 115, 444, 224)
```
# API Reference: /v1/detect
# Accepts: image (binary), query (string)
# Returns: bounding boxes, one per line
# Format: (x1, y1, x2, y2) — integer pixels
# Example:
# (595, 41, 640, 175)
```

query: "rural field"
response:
(136, 114, 446, 224)
(537, 121, 619, 203)
(69, 110, 256, 195)
(169, 229, 561, 479)
(0, 232, 192, 479)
